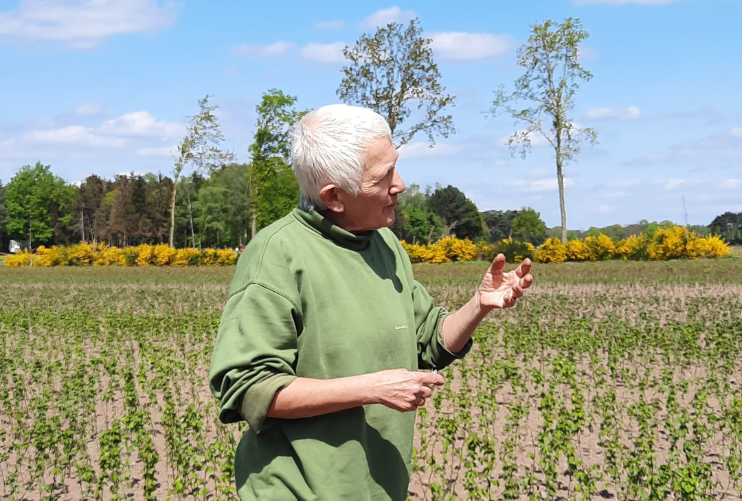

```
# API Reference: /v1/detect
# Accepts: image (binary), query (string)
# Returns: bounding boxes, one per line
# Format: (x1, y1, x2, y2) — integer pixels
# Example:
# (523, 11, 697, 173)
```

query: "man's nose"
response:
(391, 169, 405, 194)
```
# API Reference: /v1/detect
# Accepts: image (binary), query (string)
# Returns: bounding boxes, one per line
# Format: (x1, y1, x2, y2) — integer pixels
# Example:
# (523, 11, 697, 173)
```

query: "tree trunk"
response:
(556, 152, 567, 245)
(186, 190, 196, 248)
(251, 210, 257, 238)
(168, 179, 177, 247)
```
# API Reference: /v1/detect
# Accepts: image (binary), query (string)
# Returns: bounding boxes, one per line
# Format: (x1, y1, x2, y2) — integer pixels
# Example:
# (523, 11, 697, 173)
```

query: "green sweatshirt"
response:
(208, 208, 471, 501)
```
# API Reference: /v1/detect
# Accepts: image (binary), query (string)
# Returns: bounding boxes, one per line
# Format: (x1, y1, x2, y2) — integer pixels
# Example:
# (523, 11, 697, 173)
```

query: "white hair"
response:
(292, 104, 392, 211)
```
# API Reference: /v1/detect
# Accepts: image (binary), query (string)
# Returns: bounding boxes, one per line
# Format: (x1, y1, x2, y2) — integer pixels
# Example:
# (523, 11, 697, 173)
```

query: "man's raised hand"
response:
(477, 254, 533, 310)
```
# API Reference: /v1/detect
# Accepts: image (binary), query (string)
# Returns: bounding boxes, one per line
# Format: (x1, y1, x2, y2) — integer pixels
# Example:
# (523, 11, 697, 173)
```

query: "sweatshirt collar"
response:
(292, 208, 374, 251)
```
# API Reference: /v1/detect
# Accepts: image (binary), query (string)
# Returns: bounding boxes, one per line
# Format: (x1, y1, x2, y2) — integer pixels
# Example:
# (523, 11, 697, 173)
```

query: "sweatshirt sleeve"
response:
(208, 282, 299, 433)
(412, 279, 472, 370)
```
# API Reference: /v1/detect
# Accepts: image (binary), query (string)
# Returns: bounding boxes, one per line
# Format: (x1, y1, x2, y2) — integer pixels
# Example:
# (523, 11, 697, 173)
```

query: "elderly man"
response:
(209, 104, 533, 501)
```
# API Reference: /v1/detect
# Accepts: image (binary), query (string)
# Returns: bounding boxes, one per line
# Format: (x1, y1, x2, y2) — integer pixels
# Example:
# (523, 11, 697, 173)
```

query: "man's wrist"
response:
(474, 290, 495, 316)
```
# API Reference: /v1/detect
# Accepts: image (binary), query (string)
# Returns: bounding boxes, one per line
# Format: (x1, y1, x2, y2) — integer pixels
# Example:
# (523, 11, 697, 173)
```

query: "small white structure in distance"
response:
(9, 240, 21, 253)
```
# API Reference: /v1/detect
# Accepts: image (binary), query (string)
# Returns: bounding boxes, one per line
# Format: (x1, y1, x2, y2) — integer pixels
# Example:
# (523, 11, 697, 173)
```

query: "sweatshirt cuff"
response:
(431, 313, 472, 369)
(240, 373, 297, 434)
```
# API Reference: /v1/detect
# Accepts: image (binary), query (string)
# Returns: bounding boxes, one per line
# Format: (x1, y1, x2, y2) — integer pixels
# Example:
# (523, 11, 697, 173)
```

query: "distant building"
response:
(9, 240, 21, 253)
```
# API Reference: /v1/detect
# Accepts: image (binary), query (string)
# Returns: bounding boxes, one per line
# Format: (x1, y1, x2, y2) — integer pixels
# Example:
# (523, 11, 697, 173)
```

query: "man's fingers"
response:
(420, 386, 433, 399)
(511, 285, 523, 299)
(417, 372, 445, 386)
(515, 258, 532, 278)
(489, 253, 506, 274)
(520, 274, 533, 289)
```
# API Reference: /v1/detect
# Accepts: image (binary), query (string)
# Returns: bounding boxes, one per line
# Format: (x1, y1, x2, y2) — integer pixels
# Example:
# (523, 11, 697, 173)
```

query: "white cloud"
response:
(136, 146, 177, 157)
(398, 142, 464, 159)
(231, 41, 295, 58)
(504, 177, 574, 192)
(430, 32, 514, 61)
(721, 179, 742, 190)
(598, 204, 617, 213)
(24, 125, 125, 147)
(315, 19, 344, 29)
(665, 178, 686, 190)
(360, 6, 416, 29)
(300, 42, 346, 63)
(528, 177, 575, 192)
(731, 127, 742, 138)
(0, 0, 177, 49)
(575, 0, 683, 5)
(585, 106, 642, 120)
(74, 102, 105, 116)
(96, 111, 183, 138)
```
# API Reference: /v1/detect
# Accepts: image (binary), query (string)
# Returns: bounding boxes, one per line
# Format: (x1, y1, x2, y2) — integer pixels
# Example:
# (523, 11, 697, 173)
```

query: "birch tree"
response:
(169, 95, 234, 247)
(489, 18, 597, 244)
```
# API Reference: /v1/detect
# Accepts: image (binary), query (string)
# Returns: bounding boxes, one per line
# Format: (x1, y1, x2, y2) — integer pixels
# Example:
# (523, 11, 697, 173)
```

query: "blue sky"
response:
(1, 0, 740, 229)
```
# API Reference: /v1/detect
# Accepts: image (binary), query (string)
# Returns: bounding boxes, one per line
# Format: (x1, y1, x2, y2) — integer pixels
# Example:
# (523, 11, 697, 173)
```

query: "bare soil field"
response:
(1, 259, 741, 500)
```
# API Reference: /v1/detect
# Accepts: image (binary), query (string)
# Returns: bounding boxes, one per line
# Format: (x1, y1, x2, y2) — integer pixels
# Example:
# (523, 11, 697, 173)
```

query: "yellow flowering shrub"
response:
(699, 235, 731, 258)
(217, 249, 238, 266)
(4, 251, 34, 267)
(585, 234, 616, 261)
(437, 236, 478, 262)
(401, 237, 478, 263)
(201, 248, 219, 266)
(615, 234, 649, 260)
(154, 244, 176, 266)
(648, 226, 688, 260)
(565, 239, 591, 262)
(35, 245, 68, 266)
(534, 238, 567, 264)
(134, 244, 156, 267)
(173, 248, 202, 266)
(94, 243, 125, 266)
(67, 242, 94, 266)
(122, 247, 140, 266)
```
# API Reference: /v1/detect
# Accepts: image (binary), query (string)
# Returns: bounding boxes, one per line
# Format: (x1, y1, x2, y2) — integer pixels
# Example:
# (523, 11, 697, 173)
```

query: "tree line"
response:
(1, 161, 736, 253)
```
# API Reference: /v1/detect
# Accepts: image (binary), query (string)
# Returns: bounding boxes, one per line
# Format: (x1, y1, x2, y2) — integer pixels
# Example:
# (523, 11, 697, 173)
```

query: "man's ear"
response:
(319, 184, 344, 213)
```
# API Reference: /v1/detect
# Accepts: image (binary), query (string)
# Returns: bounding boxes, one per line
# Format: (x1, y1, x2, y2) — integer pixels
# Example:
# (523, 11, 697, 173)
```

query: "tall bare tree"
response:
(337, 18, 455, 148)
(489, 18, 597, 244)
(169, 95, 234, 247)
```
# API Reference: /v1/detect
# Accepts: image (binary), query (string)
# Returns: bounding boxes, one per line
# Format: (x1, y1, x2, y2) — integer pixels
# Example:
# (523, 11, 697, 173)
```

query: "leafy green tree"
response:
(170, 95, 235, 247)
(709, 212, 742, 244)
(173, 173, 205, 248)
(489, 18, 598, 244)
(73, 175, 109, 242)
(108, 175, 137, 247)
(427, 185, 485, 240)
(547, 226, 580, 240)
(482, 209, 518, 242)
(337, 18, 454, 147)
(0, 180, 8, 251)
(194, 183, 229, 247)
(190, 164, 251, 248)
(391, 184, 444, 244)
(5, 162, 75, 248)
(248, 89, 306, 236)
(511, 207, 547, 246)
(584, 224, 623, 241)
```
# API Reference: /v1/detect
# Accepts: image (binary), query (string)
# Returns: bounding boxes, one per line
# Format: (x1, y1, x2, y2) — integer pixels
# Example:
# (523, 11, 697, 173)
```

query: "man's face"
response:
(339, 137, 405, 232)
